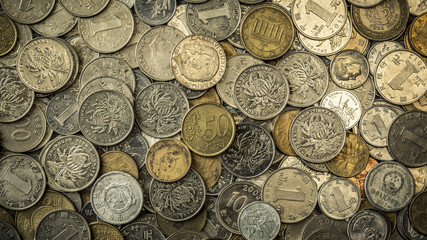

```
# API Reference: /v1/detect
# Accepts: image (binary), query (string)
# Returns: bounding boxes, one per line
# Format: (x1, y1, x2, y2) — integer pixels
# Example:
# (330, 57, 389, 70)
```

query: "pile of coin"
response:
(0, 0, 426, 239)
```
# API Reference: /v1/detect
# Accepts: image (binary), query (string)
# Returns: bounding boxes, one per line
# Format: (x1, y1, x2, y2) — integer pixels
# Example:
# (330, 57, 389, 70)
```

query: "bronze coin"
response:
(0, 13, 17, 57)
(272, 109, 300, 155)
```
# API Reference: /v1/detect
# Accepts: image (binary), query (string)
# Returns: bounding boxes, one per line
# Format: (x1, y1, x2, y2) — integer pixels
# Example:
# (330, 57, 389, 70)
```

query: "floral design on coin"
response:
(135, 0, 177, 26)
(320, 90, 362, 129)
(238, 202, 281, 240)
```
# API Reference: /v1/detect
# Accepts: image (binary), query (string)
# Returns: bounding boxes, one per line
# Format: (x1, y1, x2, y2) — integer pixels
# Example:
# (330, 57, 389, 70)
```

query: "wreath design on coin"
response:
(103, 182, 136, 214)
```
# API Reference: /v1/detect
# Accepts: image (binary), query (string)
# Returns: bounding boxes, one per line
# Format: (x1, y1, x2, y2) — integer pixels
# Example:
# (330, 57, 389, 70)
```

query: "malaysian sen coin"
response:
(359, 105, 399, 147)
(78, 76, 134, 106)
(59, 0, 109, 17)
(330, 50, 369, 89)
(347, 209, 391, 240)
(367, 41, 404, 76)
(320, 90, 362, 129)
(90, 222, 124, 240)
(238, 202, 281, 240)
(135, 0, 176, 26)
(0, 13, 17, 57)
(46, 92, 80, 135)
(121, 222, 165, 240)
(0, 23, 32, 67)
(36, 209, 90, 240)
(0, 0, 54, 24)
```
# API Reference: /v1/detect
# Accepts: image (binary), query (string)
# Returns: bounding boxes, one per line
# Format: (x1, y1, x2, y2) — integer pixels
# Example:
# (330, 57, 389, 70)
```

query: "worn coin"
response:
(273, 109, 300, 156)
(367, 41, 404, 76)
(106, 131, 149, 169)
(79, 90, 134, 146)
(100, 150, 139, 179)
(241, 3, 294, 60)
(172, 35, 226, 90)
(227, 4, 250, 49)
(82, 201, 102, 224)
(358, 199, 397, 232)
(167, 4, 192, 36)
(60, 0, 109, 17)
(407, 0, 427, 15)
(289, 107, 346, 163)
(90, 222, 124, 240)
(66, 35, 99, 73)
(62, 192, 82, 213)
(301, 214, 348, 240)
(410, 13, 427, 57)
(326, 24, 370, 61)
(320, 89, 362, 129)
(359, 105, 399, 147)
(46, 92, 80, 135)
(135, 0, 176, 26)
(191, 153, 221, 189)
(347, 157, 379, 198)
(137, 165, 155, 213)
(79, 0, 134, 53)
(150, 169, 205, 221)
(238, 202, 281, 240)
(0, 0, 54, 24)
(0, 13, 16, 57)
(397, 205, 426, 240)
(0, 220, 20, 240)
(347, 209, 391, 240)
(207, 168, 234, 196)
(284, 212, 318, 240)
(78, 76, 134, 106)
(132, 213, 157, 226)
(202, 196, 232, 239)
(409, 191, 427, 235)
(408, 166, 427, 195)
(121, 222, 165, 240)
(170, 79, 207, 100)
(133, 69, 151, 96)
(0, 207, 14, 226)
(36, 209, 90, 240)
(0, 23, 32, 67)
(188, 87, 221, 108)
(157, 209, 207, 236)
(31, 1, 77, 37)
(167, 230, 208, 240)
(330, 50, 369, 90)
(348, 0, 384, 7)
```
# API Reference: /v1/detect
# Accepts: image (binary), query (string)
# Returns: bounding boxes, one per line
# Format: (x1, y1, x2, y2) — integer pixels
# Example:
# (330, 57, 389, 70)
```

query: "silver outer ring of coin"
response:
(347, 0, 384, 7)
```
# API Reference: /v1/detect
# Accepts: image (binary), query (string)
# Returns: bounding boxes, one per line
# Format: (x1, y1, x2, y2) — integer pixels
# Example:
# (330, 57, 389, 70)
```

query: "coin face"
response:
(241, 3, 294, 60)
(410, 13, 427, 57)
(181, 103, 236, 157)
(121, 222, 165, 240)
(167, 4, 192, 36)
(146, 138, 191, 182)
(150, 169, 205, 221)
(0, 0, 55, 24)
(46, 92, 80, 135)
(203, 197, 232, 239)
(60, 0, 109, 17)
(0, 14, 17, 57)
(367, 41, 404, 76)
(105, 132, 149, 169)
(135, 0, 176, 26)
(326, 25, 370, 61)
(238, 202, 281, 240)
(330, 50, 369, 89)
(273, 109, 300, 156)
(172, 35, 226, 90)
(90, 222, 124, 240)
(359, 105, 399, 147)
(36, 210, 90, 240)
(0, 23, 32, 67)
(320, 90, 362, 130)
(191, 153, 221, 189)
(78, 77, 134, 106)
(348, 209, 391, 240)
(290, 107, 346, 163)
(407, 0, 427, 15)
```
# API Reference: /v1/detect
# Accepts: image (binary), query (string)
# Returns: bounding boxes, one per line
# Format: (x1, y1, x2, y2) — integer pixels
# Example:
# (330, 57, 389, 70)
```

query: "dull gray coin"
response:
(238, 201, 281, 240)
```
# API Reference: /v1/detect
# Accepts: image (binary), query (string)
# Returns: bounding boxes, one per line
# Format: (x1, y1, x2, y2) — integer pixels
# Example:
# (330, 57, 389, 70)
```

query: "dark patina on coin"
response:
(0, 220, 20, 240)
(202, 196, 232, 239)
(121, 222, 165, 240)
(398, 206, 427, 239)
(36, 209, 90, 240)
(348, 209, 392, 240)
(302, 214, 348, 240)
(409, 191, 427, 235)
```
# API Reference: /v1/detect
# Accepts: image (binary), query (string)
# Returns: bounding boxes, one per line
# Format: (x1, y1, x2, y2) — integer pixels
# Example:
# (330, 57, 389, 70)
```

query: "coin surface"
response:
(409, 191, 427, 235)
(36, 209, 90, 240)
(301, 214, 348, 240)
(408, 166, 427, 195)
(157, 209, 207, 236)
(150, 169, 205, 221)
(167, 4, 192, 36)
(238, 202, 281, 240)
(0, 0, 55, 24)
(100, 150, 139, 179)
(289, 107, 346, 163)
(0, 13, 17, 57)
(365, 161, 415, 212)
(105, 131, 149, 169)
(90, 222, 124, 240)
(137, 165, 155, 213)
(367, 41, 404, 76)
(241, 3, 294, 60)
(347, 157, 379, 198)
(134, 0, 176, 26)
(273, 109, 300, 156)
(320, 90, 362, 130)
(172, 35, 226, 90)
(171, 79, 207, 100)
(202, 196, 232, 239)
(359, 105, 399, 147)
(78, 77, 134, 106)
(188, 87, 221, 108)
(0, 220, 20, 240)
(121, 222, 165, 239)
(410, 13, 427, 57)
(145, 138, 191, 182)
(388, 111, 427, 167)
(227, 4, 250, 49)
(330, 50, 369, 90)
(0, 23, 32, 67)
(397, 205, 426, 240)
(347, 209, 391, 240)
(135, 83, 188, 138)
(59, 0, 109, 17)
(191, 153, 221, 189)
(66, 35, 99, 73)
(207, 168, 234, 196)
(46, 92, 80, 135)
(407, 0, 427, 15)
(167, 230, 208, 240)
(181, 103, 236, 157)
(326, 24, 370, 61)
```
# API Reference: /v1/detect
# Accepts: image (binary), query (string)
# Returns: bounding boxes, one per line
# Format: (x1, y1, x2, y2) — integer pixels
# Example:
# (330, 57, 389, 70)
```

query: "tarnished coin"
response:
(91, 171, 143, 225)
(138, 165, 155, 213)
(216, 181, 262, 234)
(167, 4, 192, 36)
(388, 111, 427, 167)
(358, 199, 397, 232)
(348, 157, 379, 197)
(0, 207, 14, 226)
(238, 202, 281, 240)
(221, 123, 275, 178)
(79, 0, 134, 53)
(0, 154, 45, 210)
(122, 222, 165, 240)
(302, 214, 348, 240)
(0, 67, 34, 123)
(409, 191, 427, 235)
(408, 166, 427, 195)
(273, 109, 300, 156)
(207, 168, 234, 196)
(17, 37, 74, 93)
(78, 77, 134, 106)
(62, 192, 82, 213)
(0, 0, 54, 24)
(397, 206, 426, 240)
(348, 0, 384, 7)
(66, 35, 99, 73)
(292, 0, 347, 40)
(410, 13, 427, 57)
(285, 212, 318, 240)
(263, 167, 317, 223)
(79, 90, 134, 146)
(135, 82, 188, 138)
(46, 92, 80, 135)
(134, 69, 152, 96)
(136, 26, 184, 81)
(106, 132, 149, 169)
(135, 0, 176, 26)
(365, 161, 415, 212)
(0, 220, 20, 240)
(157, 209, 207, 236)
(145, 138, 191, 182)
(307, 231, 348, 240)
(167, 230, 208, 240)
(60, 0, 109, 17)
(0, 23, 32, 67)
(188, 87, 221, 108)
(240, 3, 294, 60)
(375, 50, 427, 105)
(227, 4, 250, 49)
(330, 50, 369, 89)
(186, 0, 241, 41)
(351, 0, 409, 41)
(289, 107, 346, 163)
(408, 0, 427, 15)
(100, 150, 138, 179)
(31, 2, 77, 37)
(81, 202, 102, 224)
(234, 64, 289, 120)
(191, 153, 221, 189)
(150, 169, 205, 221)
(181, 103, 236, 157)
(172, 35, 226, 90)
(277, 52, 328, 107)
(348, 209, 391, 240)
(359, 105, 399, 147)
(320, 90, 362, 129)
(202, 197, 232, 239)
(0, 13, 16, 57)
(36, 209, 90, 240)
(90, 222, 124, 240)
(367, 41, 404, 76)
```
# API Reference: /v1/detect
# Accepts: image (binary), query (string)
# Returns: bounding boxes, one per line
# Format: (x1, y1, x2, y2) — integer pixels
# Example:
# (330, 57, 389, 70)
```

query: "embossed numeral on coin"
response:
(305, 0, 337, 26)
(273, 186, 305, 202)
(89, 15, 124, 35)
(203, 114, 229, 141)
(227, 191, 248, 212)
(52, 224, 79, 240)
(197, 3, 231, 23)
(11, 118, 31, 141)
(371, 114, 387, 139)
(330, 186, 350, 212)
(54, 105, 78, 127)
(19, 0, 34, 11)
(388, 60, 420, 90)
(401, 129, 427, 151)
(0, 165, 32, 194)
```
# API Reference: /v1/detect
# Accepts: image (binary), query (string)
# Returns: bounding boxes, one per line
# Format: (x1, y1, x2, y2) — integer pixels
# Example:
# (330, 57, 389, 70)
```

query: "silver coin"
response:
(0, 154, 46, 210)
(186, 0, 241, 41)
(46, 92, 80, 135)
(359, 105, 399, 147)
(63, 191, 82, 212)
(36, 209, 90, 240)
(285, 212, 318, 240)
(320, 89, 362, 129)
(43, 135, 100, 192)
(78, 76, 134, 106)
(138, 164, 155, 213)
(79, 0, 134, 53)
(365, 161, 415, 212)
(0, 23, 33, 67)
(79, 90, 134, 146)
(135, 82, 189, 138)
(0, 67, 34, 123)
(134, 69, 152, 96)
(202, 196, 232, 239)
(0, 220, 20, 240)
(167, 4, 192, 36)
(105, 132, 149, 169)
(407, 0, 427, 15)
(66, 35, 100, 73)
(0, 0, 55, 24)
(91, 171, 143, 225)
(367, 41, 404, 76)
(276, 51, 329, 107)
(238, 201, 281, 240)
(330, 49, 369, 89)
(81, 201, 102, 224)
(226, 4, 250, 49)
(289, 107, 346, 163)
(234, 64, 289, 120)
(60, 0, 110, 17)
(135, 0, 176, 26)
(206, 168, 234, 196)
(121, 222, 165, 240)
(348, 209, 391, 240)
(318, 178, 360, 220)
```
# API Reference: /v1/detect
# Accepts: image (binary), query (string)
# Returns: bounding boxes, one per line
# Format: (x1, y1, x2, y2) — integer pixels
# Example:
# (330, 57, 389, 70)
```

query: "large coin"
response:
(238, 202, 281, 240)
(181, 103, 235, 157)
(241, 3, 294, 60)
(329, 50, 369, 89)
(0, 0, 55, 24)
(134, 0, 176, 26)
(59, 0, 109, 17)
(0, 13, 17, 57)
(36, 210, 90, 240)
(234, 64, 289, 120)
(289, 107, 346, 163)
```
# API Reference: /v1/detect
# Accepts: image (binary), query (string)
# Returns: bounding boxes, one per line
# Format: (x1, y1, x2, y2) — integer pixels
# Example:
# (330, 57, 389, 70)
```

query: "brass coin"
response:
(191, 152, 221, 189)
(100, 150, 139, 179)
(188, 87, 221, 108)
(146, 138, 191, 182)
(182, 103, 236, 157)
(326, 132, 369, 178)
(0, 13, 17, 57)
(272, 109, 300, 156)
(409, 13, 427, 57)
(347, 157, 379, 197)
(240, 3, 294, 60)
(89, 222, 124, 240)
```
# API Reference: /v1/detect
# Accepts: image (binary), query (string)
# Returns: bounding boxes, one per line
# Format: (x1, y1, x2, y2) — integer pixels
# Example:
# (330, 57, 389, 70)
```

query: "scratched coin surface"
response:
(238, 202, 281, 240)
(359, 105, 399, 147)
(0, 13, 17, 57)
(330, 50, 369, 90)
(145, 138, 191, 182)
(263, 167, 317, 223)
(367, 41, 404, 76)
(59, 0, 109, 17)
(134, 0, 176, 26)
(46, 92, 80, 135)
(78, 76, 134, 106)
(121, 222, 165, 240)
(0, 0, 55, 24)
(79, 0, 134, 53)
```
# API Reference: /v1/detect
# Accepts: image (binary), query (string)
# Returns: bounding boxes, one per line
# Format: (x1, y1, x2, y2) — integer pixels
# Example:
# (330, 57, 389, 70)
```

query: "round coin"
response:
(0, 220, 20, 240)
(157, 209, 207, 236)
(78, 77, 134, 106)
(273, 109, 300, 155)
(410, 13, 427, 57)
(330, 50, 369, 89)
(0, 13, 17, 57)
(66, 35, 100, 73)
(347, 209, 391, 240)
(367, 41, 404, 76)
(100, 150, 139, 179)
(0, 0, 55, 24)
(302, 214, 348, 240)
(397, 205, 426, 240)
(320, 89, 362, 129)
(36, 209, 90, 240)
(135, 0, 176, 26)
(191, 153, 221, 189)
(238, 202, 281, 240)
(46, 92, 80, 135)
(347, 157, 379, 197)
(0, 23, 33, 68)
(359, 105, 399, 147)
(121, 222, 165, 240)
(409, 191, 427, 235)
(90, 222, 124, 240)
(60, 0, 109, 17)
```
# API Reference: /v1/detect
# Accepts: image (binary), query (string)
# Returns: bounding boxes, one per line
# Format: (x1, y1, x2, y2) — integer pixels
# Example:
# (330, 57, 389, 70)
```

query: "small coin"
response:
(301, 214, 348, 240)
(241, 3, 294, 60)
(66, 35, 100, 73)
(60, 0, 109, 17)
(359, 105, 399, 147)
(46, 92, 80, 135)
(347, 157, 379, 197)
(0, 23, 32, 67)
(90, 222, 124, 240)
(157, 209, 207, 236)
(100, 150, 139, 179)
(397, 206, 426, 240)
(145, 138, 191, 182)
(191, 153, 221, 189)
(36, 209, 90, 240)
(150, 169, 205, 221)
(330, 50, 369, 90)
(367, 41, 404, 76)
(348, 209, 391, 240)
(238, 202, 281, 240)
(172, 35, 226, 90)
(408, 166, 427, 195)
(409, 191, 427, 235)
(31, 1, 77, 37)
(202, 196, 233, 239)
(167, 4, 192, 36)
(410, 13, 427, 57)
(320, 90, 362, 130)
(0, 13, 17, 57)
(273, 109, 300, 156)
(181, 103, 236, 157)
(0, 0, 55, 24)
(122, 222, 165, 240)
(0, 220, 20, 240)
(135, 0, 176, 26)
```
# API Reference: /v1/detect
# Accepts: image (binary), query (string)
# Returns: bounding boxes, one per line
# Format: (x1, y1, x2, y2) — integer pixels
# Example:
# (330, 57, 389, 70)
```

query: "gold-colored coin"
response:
(408, 165, 427, 195)
(0, 207, 14, 226)
(146, 138, 191, 182)
(90, 222, 124, 240)
(182, 103, 236, 157)
(100, 150, 139, 179)
(272, 109, 300, 156)
(327, 27, 370, 60)
(240, 3, 294, 60)
(81, 190, 91, 206)
(219, 40, 237, 59)
(191, 152, 221, 189)
(410, 13, 427, 57)
(347, 157, 379, 197)
(326, 132, 369, 177)
(16, 190, 76, 240)
(0, 13, 17, 57)
(188, 87, 221, 108)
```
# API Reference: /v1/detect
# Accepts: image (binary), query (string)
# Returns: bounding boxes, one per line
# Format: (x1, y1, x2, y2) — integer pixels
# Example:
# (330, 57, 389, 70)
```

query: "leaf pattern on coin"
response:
(285, 58, 324, 99)
(0, 75, 24, 112)
(327, 99, 357, 127)
(148, 0, 172, 18)
(86, 96, 126, 136)
(301, 115, 341, 159)
(25, 46, 67, 85)
(152, 182, 196, 212)
(48, 146, 91, 188)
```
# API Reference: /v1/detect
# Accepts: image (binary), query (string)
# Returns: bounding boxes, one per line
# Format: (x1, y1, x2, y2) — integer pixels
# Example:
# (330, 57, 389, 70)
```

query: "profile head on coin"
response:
(330, 50, 369, 89)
